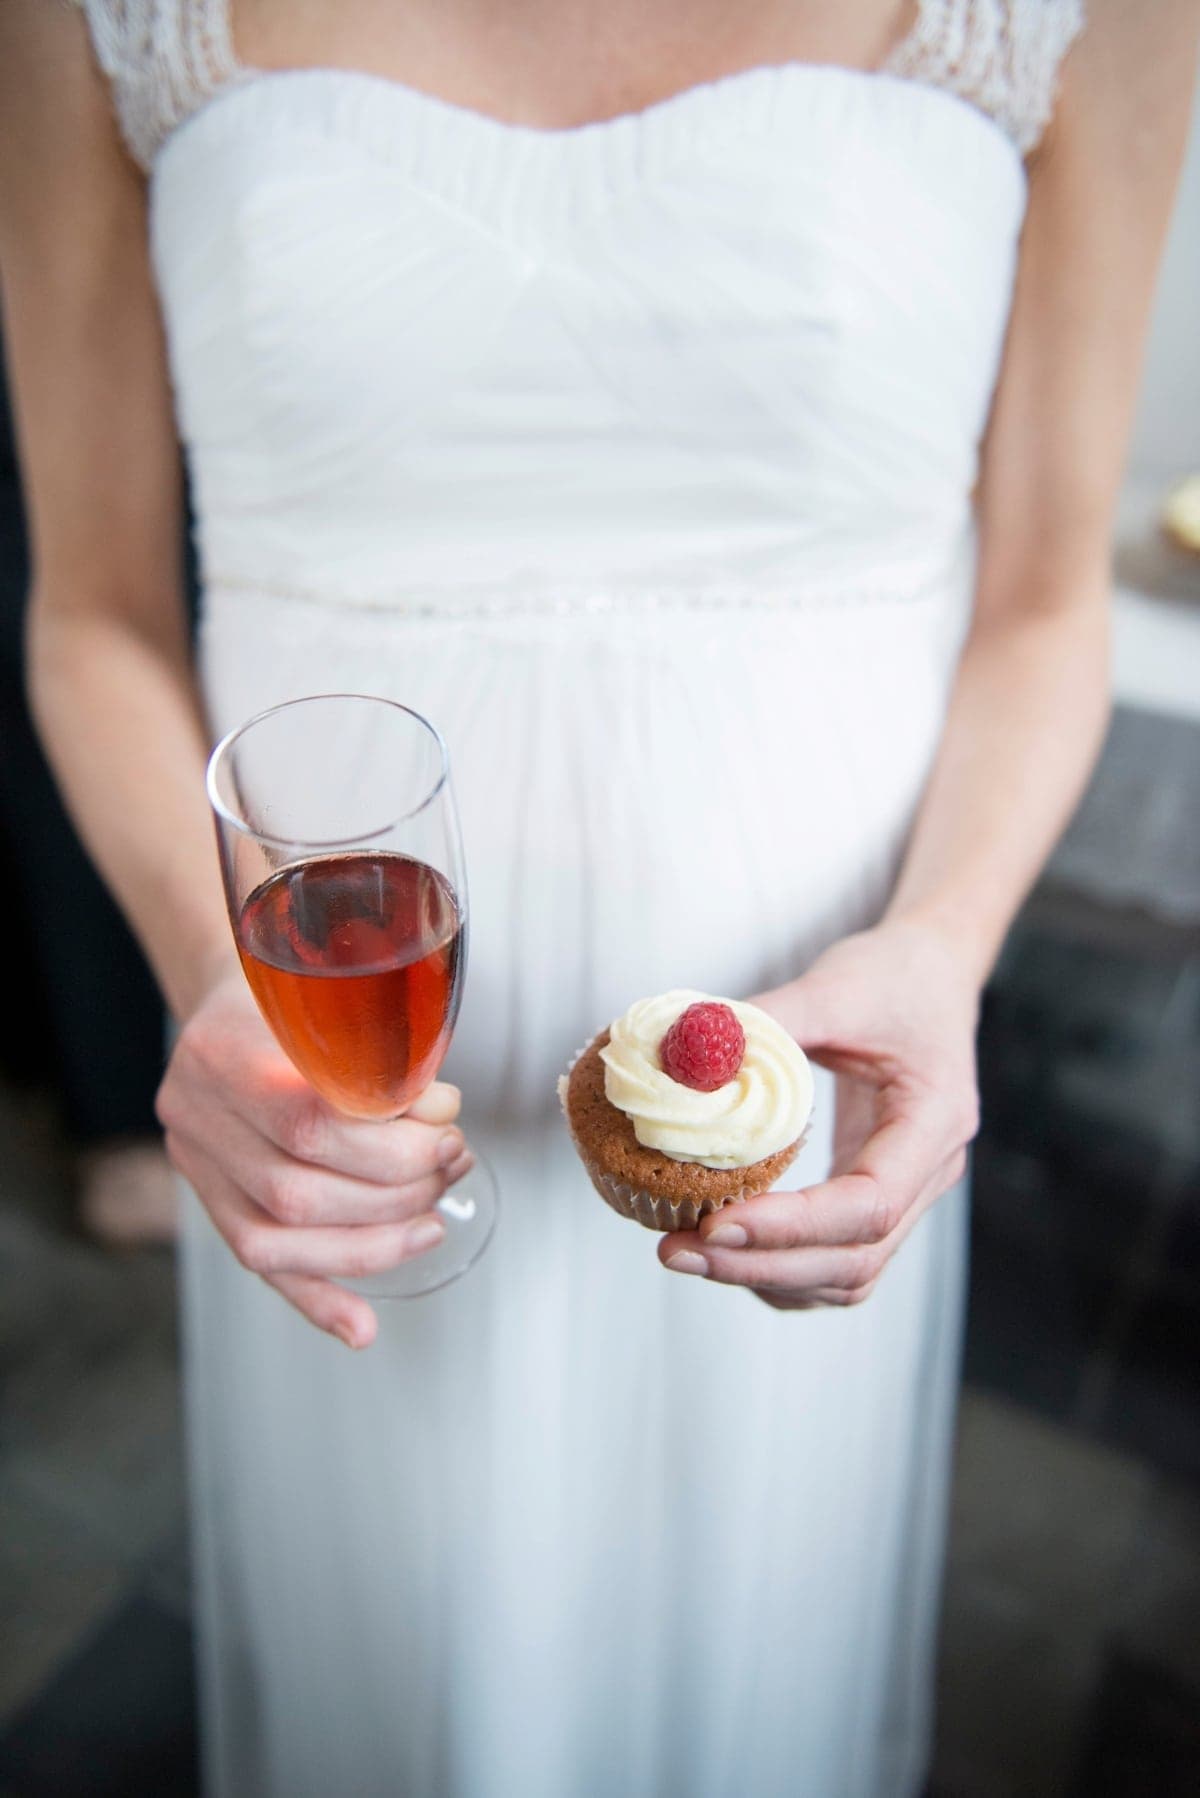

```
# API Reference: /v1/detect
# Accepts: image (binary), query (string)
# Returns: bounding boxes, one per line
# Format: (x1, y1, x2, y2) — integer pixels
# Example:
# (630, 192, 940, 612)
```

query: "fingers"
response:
(660, 1233, 888, 1298)
(660, 1132, 967, 1303)
(165, 1050, 467, 1192)
(166, 1019, 465, 1187)
(263, 1271, 380, 1350)
(696, 1173, 892, 1255)
(226, 1075, 468, 1188)
(168, 1101, 473, 1228)
(404, 1082, 463, 1127)
(160, 994, 469, 1344)
(162, 1023, 472, 1221)
(754, 1282, 880, 1312)
(169, 1136, 448, 1284)
(693, 1089, 959, 1258)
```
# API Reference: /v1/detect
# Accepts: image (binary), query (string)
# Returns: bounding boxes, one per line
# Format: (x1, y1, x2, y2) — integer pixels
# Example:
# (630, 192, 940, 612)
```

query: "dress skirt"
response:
(184, 576, 970, 1798)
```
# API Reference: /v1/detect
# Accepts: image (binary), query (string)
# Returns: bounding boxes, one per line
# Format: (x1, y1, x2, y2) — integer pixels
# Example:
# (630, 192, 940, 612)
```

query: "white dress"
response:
(76, 5, 1083, 1795)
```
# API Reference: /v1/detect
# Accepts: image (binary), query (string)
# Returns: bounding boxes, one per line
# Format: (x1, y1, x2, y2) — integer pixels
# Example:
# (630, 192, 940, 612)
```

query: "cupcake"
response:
(559, 990, 814, 1231)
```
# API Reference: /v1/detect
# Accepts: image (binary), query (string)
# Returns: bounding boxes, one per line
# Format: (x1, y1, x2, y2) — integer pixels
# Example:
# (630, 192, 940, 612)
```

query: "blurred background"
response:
(1, 78, 1198, 1798)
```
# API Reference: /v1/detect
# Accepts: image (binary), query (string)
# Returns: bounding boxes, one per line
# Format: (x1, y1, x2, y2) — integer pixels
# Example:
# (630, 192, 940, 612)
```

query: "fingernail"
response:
(409, 1217, 446, 1254)
(706, 1222, 748, 1248)
(437, 1130, 464, 1168)
(665, 1251, 709, 1277)
(336, 1323, 360, 1350)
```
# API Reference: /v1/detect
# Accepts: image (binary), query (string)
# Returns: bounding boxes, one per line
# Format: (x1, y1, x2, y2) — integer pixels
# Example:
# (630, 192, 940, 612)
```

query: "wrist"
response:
(877, 897, 997, 995)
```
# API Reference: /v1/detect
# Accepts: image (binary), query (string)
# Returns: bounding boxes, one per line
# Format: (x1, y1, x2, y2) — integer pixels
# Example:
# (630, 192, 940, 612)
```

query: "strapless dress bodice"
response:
(148, 63, 1026, 612)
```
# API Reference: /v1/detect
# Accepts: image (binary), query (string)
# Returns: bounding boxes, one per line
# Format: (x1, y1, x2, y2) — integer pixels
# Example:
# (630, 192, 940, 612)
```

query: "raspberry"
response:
(659, 1001, 746, 1092)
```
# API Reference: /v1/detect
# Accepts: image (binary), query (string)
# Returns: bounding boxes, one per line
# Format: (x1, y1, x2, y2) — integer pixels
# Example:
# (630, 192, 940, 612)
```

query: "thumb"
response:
(405, 1081, 462, 1127)
(746, 971, 840, 1054)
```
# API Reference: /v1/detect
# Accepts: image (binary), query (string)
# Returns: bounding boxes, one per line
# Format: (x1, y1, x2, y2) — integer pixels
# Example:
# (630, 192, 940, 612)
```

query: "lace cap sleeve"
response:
(886, 0, 1085, 155)
(72, 0, 241, 170)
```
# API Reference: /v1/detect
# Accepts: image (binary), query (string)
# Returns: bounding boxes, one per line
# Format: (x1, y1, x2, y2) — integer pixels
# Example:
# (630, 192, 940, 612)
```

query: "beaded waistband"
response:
(204, 561, 961, 621)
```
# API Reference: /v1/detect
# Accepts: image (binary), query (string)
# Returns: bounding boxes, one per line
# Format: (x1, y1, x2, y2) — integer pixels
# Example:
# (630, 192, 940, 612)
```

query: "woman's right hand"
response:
(156, 974, 473, 1348)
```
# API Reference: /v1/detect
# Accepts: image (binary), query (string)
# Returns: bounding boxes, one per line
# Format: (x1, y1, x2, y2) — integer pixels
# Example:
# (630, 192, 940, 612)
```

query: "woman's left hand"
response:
(657, 918, 983, 1309)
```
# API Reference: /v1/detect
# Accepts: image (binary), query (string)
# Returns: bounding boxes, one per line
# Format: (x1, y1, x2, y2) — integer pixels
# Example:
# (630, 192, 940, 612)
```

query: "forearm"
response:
(28, 601, 237, 1023)
(884, 590, 1110, 986)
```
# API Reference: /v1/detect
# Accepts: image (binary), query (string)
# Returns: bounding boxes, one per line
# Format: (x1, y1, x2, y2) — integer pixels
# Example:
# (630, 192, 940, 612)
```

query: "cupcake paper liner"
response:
(557, 1047, 811, 1234)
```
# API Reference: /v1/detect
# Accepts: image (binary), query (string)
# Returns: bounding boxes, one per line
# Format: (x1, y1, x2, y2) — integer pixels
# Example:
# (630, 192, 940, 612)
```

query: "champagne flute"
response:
(206, 692, 497, 1298)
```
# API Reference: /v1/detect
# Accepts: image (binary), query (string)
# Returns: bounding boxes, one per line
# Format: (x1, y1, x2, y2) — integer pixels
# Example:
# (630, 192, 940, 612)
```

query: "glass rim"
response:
(206, 692, 451, 850)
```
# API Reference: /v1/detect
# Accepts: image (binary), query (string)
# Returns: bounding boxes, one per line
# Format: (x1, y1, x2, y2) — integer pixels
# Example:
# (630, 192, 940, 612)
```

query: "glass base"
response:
(341, 1153, 498, 1300)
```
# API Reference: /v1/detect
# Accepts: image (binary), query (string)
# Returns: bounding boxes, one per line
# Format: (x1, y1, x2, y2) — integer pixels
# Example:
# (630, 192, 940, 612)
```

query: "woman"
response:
(2, 2, 1195, 1793)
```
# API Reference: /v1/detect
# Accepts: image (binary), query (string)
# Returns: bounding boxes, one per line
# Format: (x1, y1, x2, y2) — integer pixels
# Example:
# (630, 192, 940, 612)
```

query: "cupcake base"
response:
(559, 1031, 807, 1232)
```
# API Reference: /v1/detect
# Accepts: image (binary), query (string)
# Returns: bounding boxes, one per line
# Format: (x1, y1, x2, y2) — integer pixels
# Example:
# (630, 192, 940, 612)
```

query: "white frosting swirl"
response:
(600, 990, 813, 1170)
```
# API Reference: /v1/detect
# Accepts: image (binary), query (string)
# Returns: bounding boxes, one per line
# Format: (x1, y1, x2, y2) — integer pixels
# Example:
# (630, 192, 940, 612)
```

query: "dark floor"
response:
(934, 890, 1200, 1798)
(2, 894, 1199, 1797)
